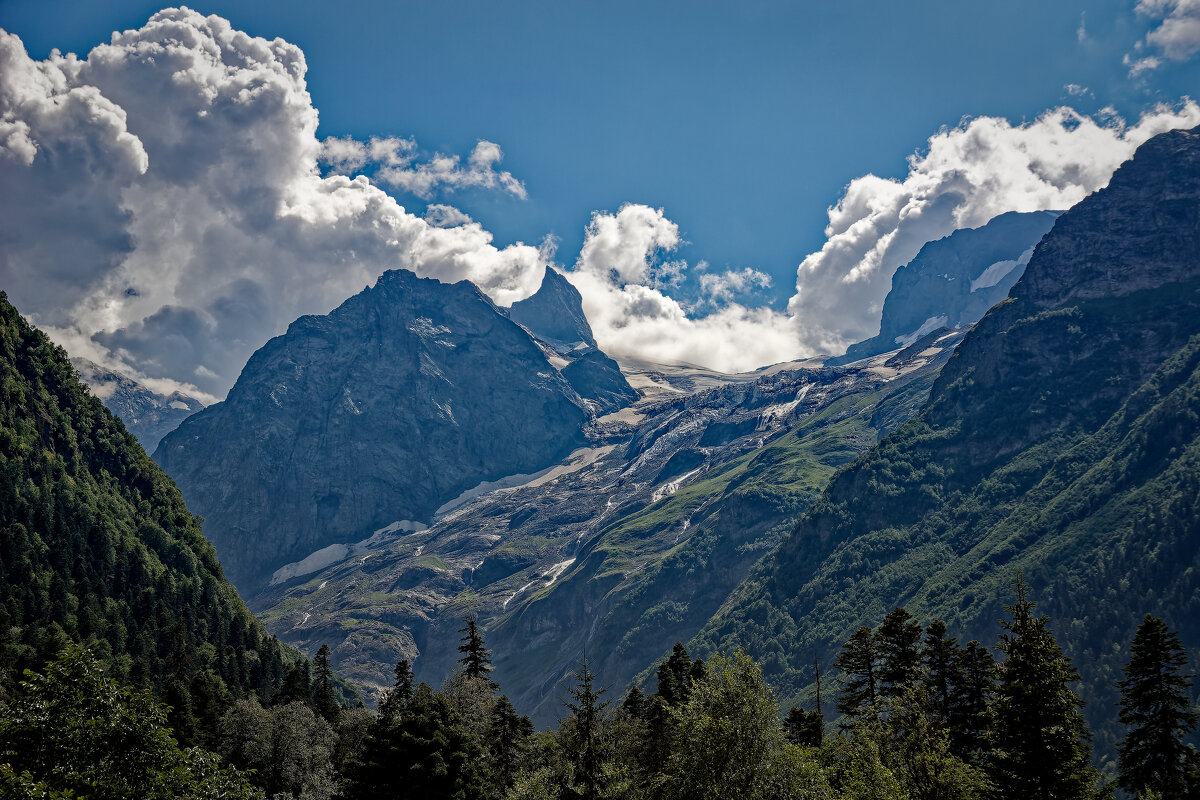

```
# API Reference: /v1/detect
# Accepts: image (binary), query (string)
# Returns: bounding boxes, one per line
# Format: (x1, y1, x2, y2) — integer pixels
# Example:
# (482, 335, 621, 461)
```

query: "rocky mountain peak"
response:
(506, 266, 597, 350)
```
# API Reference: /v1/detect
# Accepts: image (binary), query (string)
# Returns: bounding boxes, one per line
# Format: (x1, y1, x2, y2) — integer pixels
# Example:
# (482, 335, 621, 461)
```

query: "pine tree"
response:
(277, 661, 312, 707)
(656, 642, 694, 706)
(457, 617, 493, 682)
(311, 644, 340, 723)
(562, 655, 609, 800)
(836, 625, 879, 723)
(487, 695, 533, 795)
(621, 684, 646, 719)
(986, 575, 1096, 800)
(949, 639, 994, 761)
(921, 619, 960, 724)
(784, 706, 824, 747)
(877, 607, 922, 700)
(1116, 614, 1200, 799)
(378, 659, 414, 722)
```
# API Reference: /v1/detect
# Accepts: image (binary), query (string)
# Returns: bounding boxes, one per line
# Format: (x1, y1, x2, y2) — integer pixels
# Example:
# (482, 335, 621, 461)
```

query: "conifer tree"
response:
(656, 642, 694, 706)
(378, 658, 414, 722)
(949, 639, 994, 761)
(986, 575, 1096, 799)
(457, 616, 494, 682)
(621, 684, 646, 719)
(784, 705, 824, 747)
(562, 655, 609, 800)
(278, 661, 312, 707)
(921, 619, 960, 724)
(877, 607, 922, 700)
(487, 695, 533, 795)
(1116, 614, 1200, 799)
(836, 625, 880, 723)
(311, 643, 340, 723)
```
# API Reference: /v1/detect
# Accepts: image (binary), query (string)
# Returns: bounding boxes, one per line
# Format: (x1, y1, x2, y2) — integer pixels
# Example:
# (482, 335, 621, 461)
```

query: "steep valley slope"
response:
(692, 124, 1200, 761)
(256, 331, 961, 722)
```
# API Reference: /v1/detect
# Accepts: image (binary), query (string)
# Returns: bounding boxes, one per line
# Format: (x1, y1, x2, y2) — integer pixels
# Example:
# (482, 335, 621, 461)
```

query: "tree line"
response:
(3, 576, 1198, 799)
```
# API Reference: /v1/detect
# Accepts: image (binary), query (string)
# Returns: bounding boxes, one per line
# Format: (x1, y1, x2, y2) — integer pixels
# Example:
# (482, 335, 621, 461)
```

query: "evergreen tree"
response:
(458, 617, 494, 683)
(311, 644, 340, 723)
(949, 640, 994, 761)
(278, 661, 312, 707)
(836, 626, 880, 723)
(656, 642, 694, 706)
(621, 684, 646, 719)
(877, 607, 922, 700)
(562, 655, 609, 800)
(986, 576, 1096, 800)
(1116, 614, 1200, 799)
(784, 705, 824, 747)
(487, 695, 533, 796)
(921, 619, 960, 724)
(378, 658, 415, 722)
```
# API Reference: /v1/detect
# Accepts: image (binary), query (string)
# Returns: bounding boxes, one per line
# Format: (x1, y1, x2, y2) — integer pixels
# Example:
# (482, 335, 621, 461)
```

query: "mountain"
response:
(828, 210, 1060, 365)
(0, 292, 295, 698)
(155, 269, 607, 593)
(71, 358, 205, 451)
(506, 267, 638, 415)
(507, 266, 597, 349)
(255, 333, 959, 720)
(692, 125, 1200, 759)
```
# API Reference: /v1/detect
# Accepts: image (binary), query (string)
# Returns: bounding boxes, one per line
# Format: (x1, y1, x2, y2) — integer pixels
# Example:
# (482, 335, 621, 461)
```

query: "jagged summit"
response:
(829, 209, 1060, 365)
(507, 266, 597, 349)
(155, 267, 592, 592)
(71, 357, 205, 451)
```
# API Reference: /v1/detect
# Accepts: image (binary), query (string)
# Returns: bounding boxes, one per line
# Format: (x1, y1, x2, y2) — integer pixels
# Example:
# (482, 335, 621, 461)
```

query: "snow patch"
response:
(895, 315, 949, 347)
(971, 245, 1035, 292)
(269, 520, 428, 585)
(652, 468, 701, 503)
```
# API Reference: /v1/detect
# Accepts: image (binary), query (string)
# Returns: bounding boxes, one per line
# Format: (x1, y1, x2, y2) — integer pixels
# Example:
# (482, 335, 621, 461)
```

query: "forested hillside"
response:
(694, 125, 1200, 761)
(0, 292, 296, 703)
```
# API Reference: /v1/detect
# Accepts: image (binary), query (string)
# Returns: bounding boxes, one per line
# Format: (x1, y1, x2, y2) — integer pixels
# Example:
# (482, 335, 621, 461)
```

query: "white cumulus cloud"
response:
(1128, 0, 1200, 74)
(786, 103, 1200, 355)
(0, 9, 546, 398)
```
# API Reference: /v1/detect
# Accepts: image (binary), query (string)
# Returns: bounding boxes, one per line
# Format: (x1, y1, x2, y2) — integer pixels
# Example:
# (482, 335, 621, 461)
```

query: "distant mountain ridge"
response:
(155, 268, 633, 593)
(829, 210, 1060, 365)
(693, 124, 1200, 759)
(71, 358, 205, 450)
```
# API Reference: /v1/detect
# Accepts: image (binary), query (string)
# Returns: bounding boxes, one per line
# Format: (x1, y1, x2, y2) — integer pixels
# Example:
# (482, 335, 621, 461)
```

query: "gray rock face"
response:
(507, 267, 596, 348)
(154, 269, 591, 593)
(829, 210, 1060, 365)
(71, 358, 205, 451)
(254, 337, 958, 721)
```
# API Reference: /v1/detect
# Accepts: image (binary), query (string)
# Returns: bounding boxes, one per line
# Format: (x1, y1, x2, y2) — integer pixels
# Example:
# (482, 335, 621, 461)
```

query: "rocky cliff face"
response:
(829, 210, 1060, 365)
(155, 269, 592, 593)
(507, 267, 596, 348)
(71, 358, 205, 451)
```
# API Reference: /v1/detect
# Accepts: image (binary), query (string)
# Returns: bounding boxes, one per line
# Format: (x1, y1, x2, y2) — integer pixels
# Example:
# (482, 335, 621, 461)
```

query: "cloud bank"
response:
(0, 8, 545, 399)
(2, 8, 1199, 390)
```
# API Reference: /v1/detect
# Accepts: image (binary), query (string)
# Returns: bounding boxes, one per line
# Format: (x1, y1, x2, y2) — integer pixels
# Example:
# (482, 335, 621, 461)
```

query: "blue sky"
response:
(4, 0, 1193, 307)
(1, 1, 1199, 393)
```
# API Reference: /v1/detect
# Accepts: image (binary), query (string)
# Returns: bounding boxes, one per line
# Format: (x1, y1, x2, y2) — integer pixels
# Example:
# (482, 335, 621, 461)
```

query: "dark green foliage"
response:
(459, 617, 494, 683)
(1117, 615, 1200, 798)
(312, 644, 340, 723)
(877, 607, 922, 700)
(350, 681, 484, 800)
(836, 626, 879, 723)
(950, 640, 995, 761)
(0, 293, 294, 710)
(0, 645, 261, 800)
(561, 656, 609, 800)
(488, 695, 533, 795)
(278, 661, 312, 707)
(655, 642, 694, 707)
(986, 577, 1097, 799)
(921, 620, 958, 724)
(784, 705, 824, 747)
